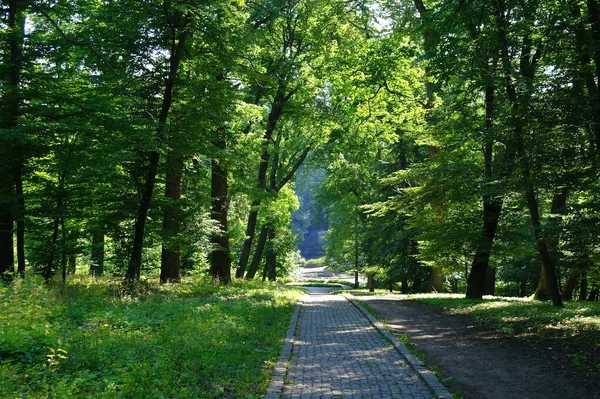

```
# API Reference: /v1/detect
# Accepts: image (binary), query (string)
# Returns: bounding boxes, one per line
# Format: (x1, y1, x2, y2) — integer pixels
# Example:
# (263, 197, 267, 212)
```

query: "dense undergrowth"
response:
(0, 275, 302, 399)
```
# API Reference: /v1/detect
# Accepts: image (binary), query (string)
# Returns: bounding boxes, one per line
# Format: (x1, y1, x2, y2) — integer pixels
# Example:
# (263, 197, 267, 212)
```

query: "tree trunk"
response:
(15, 165, 25, 276)
(579, 275, 588, 301)
(494, 0, 562, 306)
(0, 1, 26, 280)
(61, 218, 67, 283)
(562, 270, 580, 301)
(209, 140, 231, 283)
(237, 84, 287, 276)
(90, 230, 105, 277)
(45, 216, 60, 280)
(68, 254, 76, 275)
(520, 280, 527, 297)
(0, 173, 14, 279)
(428, 267, 443, 292)
(483, 267, 496, 295)
(245, 225, 268, 280)
(236, 203, 259, 278)
(401, 279, 409, 293)
(265, 227, 277, 281)
(160, 153, 183, 283)
(588, 287, 599, 302)
(126, 151, 160, 281)
(466, 83, 503, 299)
(367, 274, 375, 293)
(0, 212, 14, 279)
(354, 271, 360, 289)
(126, 26, 191, 281)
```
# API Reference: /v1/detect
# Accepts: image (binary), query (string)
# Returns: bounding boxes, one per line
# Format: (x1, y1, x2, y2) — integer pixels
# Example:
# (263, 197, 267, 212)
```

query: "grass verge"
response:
(411, 293, 600, 375)
(0, 275, 302, 399)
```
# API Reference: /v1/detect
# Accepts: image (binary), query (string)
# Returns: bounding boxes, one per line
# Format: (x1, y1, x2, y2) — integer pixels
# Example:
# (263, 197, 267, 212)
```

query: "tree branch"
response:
(31, 1, 157, 122)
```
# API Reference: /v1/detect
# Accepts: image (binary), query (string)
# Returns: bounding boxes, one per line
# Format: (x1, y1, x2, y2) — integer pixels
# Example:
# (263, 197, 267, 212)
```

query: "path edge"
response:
(264, 300, 302, 399)
(345, 294, 453, 399)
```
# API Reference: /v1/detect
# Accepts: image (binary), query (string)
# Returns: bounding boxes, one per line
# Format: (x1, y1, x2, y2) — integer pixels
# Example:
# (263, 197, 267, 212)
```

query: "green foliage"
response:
(0, 276, 302, 398)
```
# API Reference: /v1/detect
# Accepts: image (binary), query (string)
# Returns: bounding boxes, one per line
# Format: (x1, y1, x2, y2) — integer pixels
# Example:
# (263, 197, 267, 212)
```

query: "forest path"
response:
(265, 289, 451, 399)
(359, 296, 600, 399)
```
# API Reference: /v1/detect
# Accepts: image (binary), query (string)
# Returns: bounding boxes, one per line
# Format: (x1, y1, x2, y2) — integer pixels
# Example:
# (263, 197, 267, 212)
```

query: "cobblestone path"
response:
(269, 292, 448, 399)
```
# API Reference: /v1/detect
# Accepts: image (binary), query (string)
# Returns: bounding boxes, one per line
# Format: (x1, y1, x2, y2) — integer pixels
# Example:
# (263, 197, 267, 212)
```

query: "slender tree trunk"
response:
(91, 230, 104, 277)
(0, 174, 14, 279)
(61, 219, 67, 283)
(265, 227, 277, 281)
(588, 287, 599, 302)
(354, 271, 359, 289)
(244, 226, 268, 280)
(160, 153, 183, 283)
(0, 212, 14, 279)
(467, 84, 503, 299)
(45, 217, 60, 280)
(520, 280, 527, 297)
(237, 85, 287, 276)
(15, 165, 25, 276)
(562, 270, 580, 301)
(126, 26, 191, 281)
(236, 203, 259, 278)
(579, 275, 588, 300)
(68, 254, 76, 275)
(0, 1, 26, 280)
(210, 140, 231, 283)
(494, 0, 562, 306)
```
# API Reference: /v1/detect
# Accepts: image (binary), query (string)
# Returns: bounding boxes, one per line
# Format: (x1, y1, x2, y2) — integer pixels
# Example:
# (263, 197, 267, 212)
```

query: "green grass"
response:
(0, 275, 302, 399)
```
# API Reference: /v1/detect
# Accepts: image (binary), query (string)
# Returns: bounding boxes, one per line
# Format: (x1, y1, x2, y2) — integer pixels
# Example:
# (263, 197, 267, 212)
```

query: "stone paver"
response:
(267, 291, 452, 399)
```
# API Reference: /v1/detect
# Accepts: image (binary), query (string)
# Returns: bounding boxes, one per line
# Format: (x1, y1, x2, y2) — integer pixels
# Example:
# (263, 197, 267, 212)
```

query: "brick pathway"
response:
(266, 291, 452, 399)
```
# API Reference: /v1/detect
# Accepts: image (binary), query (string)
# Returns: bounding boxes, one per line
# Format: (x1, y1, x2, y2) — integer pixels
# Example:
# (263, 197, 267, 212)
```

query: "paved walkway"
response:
(266, 291, 452, 399)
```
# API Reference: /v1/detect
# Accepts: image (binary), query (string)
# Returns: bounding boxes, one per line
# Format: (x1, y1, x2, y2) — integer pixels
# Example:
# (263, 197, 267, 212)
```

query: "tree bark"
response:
(579, 274, 588, 301)
(520, 280, 527, 297)
(428, 267, 443, 292)
(44, 216, 60, 280)
(588, 287, 599, 302)
(466, 83, 503, 299)
(534, 264, 550, 300)
(15, 165, 25, 276)
(0, 1, 26, 280)
(237, 84, 287, 276)
(265, 227, 277, 281)
(126, 24, 191, 281)
(562, 270, 580, 301)
(483, 267, 496, 296)
(244, 225, 268, 280)
(209, 140, 231, 283)
(90, 230, 104, 277)
(160, 153, 183, 283)
(494, 0, 562, 306)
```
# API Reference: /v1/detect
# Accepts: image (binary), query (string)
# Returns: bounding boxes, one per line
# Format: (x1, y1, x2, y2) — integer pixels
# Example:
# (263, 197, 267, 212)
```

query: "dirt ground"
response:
(359, 296, 600, 399)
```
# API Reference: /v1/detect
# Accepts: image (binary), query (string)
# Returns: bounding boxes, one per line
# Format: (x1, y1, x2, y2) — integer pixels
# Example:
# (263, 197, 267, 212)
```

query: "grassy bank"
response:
(411, 293, 600, 374)
(1, 276, 302, 399)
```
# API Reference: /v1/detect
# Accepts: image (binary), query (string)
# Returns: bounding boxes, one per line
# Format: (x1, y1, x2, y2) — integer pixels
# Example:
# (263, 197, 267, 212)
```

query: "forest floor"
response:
(359, 296, 600, 399)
